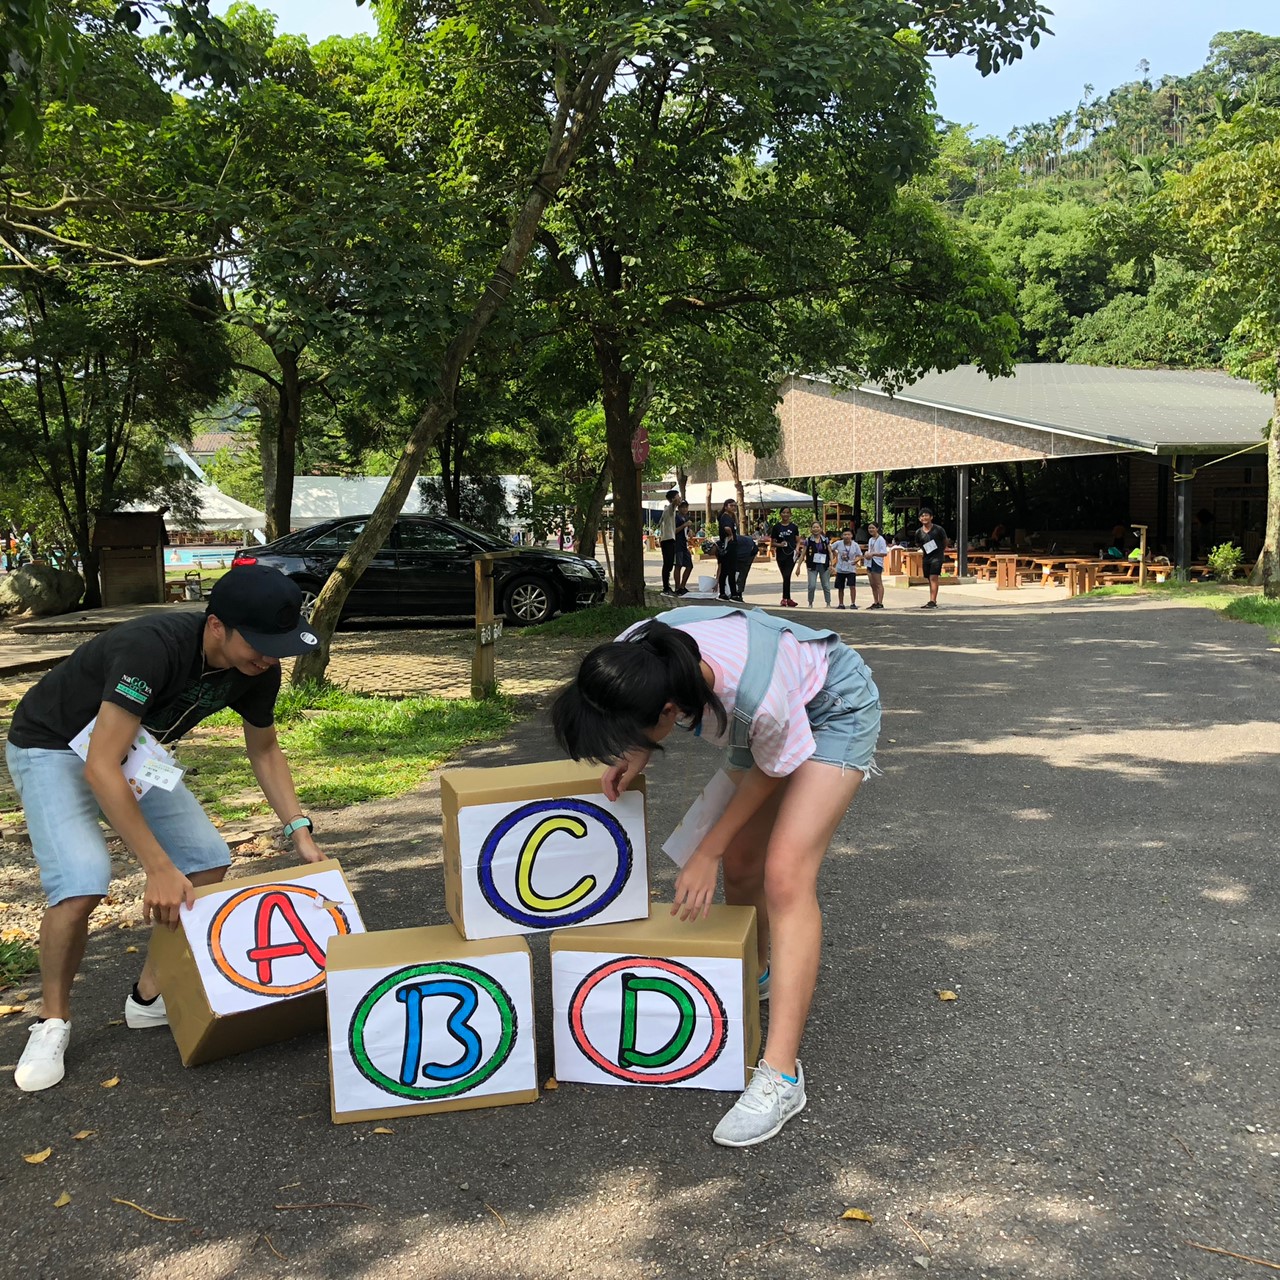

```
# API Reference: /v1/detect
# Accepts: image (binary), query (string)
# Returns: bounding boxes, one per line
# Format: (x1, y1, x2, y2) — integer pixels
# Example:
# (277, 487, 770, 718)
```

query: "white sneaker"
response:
(712, 1059, 806, 1147)
(15, 1019, 71, 1092)
(124, 991, 169, 1029)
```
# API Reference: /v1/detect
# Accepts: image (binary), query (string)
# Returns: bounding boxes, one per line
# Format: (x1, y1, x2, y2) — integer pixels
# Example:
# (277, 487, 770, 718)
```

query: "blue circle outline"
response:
(477, 797, 633, 928)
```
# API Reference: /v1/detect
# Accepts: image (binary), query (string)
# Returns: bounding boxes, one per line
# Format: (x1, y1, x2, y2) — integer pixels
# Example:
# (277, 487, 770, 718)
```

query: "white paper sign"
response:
(455, 790, 648, 938)
(922, 539, 938, 554)
(328, 949, 536, 1115)
(179, 868, 365, 1016)
(552, 951, 745, 1091)
(661, 769, 736, 868)
(69, 717, 180, 800)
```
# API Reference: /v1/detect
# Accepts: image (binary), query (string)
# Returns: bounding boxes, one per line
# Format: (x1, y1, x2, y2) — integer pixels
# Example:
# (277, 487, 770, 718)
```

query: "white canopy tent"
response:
(624, 479, 815, 511)
(289, 475, 529, 529)
(128, 484, 266, 533)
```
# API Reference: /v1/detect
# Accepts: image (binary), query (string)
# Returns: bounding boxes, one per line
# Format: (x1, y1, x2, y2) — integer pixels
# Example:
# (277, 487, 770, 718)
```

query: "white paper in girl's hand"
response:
(662, 769, 737, 867)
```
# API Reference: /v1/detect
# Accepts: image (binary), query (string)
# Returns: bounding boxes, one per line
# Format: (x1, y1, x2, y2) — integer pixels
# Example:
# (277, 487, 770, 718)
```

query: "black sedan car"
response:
(232, 515, 608, 625)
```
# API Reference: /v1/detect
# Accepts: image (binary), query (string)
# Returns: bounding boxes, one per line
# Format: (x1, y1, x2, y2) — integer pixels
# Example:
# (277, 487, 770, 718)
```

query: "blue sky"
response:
(226, 0, 1279, 139)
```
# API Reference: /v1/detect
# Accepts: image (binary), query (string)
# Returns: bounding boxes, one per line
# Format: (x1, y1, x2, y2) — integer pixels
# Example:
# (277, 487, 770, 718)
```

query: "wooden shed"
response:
(93, 512, 166, 606)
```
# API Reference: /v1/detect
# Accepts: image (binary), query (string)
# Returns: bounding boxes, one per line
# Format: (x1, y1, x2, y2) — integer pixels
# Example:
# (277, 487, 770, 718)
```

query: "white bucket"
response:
(697, 574, 717, 593)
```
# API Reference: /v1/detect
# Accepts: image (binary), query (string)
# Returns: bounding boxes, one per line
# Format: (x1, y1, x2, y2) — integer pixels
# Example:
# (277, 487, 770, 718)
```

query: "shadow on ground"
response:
(0, 602, 1276, 1279)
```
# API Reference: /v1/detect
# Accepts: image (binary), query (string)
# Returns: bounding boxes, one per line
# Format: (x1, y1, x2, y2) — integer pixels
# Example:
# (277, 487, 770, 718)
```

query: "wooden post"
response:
(472, 551, 517, 700)
(1132, 522, 1148, 588)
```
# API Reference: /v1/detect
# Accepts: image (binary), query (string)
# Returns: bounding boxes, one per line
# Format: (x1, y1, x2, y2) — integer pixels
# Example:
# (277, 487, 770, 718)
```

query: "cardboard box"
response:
(149, 859, 365, 1067)
(326, 925, 538, 1123)
(441, 761, 648, 940)
(550, 905, 760, 1091)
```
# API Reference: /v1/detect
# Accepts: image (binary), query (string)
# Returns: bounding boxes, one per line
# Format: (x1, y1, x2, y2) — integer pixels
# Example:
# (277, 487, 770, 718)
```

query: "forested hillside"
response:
(927, 29, 1280, 368)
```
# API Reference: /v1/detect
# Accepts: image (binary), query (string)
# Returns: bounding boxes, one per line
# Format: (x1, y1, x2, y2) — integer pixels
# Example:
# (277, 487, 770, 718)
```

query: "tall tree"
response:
(289, 0, 1052, 678)
(1167, 105, 1280, 594)
(0, 10, 231, 603)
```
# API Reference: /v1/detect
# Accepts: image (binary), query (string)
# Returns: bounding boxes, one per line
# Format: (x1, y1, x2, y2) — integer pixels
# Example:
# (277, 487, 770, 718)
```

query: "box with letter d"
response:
(441, 761, 648, 940)
(551, 905, 760, 1091)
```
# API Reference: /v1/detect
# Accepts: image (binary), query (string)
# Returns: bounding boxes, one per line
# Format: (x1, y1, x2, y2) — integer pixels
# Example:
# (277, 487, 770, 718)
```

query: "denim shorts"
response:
(5, 743, 231, 906)
(805, 642, 882, 779)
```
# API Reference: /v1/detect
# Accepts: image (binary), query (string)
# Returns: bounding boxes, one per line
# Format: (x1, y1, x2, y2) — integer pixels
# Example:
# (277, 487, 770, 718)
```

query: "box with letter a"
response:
(325, 925, 538, 1123)
(440, 761, 648, 940)
(550, 905, 760, 1091)
(149, 859, 365, 1067)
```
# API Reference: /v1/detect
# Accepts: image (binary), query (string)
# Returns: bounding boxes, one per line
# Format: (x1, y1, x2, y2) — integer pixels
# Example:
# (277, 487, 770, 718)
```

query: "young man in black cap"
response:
(4, 565, 325, 1091)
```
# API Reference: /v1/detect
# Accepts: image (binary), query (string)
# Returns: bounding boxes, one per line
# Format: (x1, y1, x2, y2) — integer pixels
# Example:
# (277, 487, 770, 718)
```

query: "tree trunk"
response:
(75, 522, 100, 609)
(266, 350, 302, 542)
(727, 449, 746, 516)
(575, 458, 611, 562)
(255, 387, 278, 516)
(1263, 386, 1280, 598)
(595, 332, 645, 606)
(289, 50, 621, 685)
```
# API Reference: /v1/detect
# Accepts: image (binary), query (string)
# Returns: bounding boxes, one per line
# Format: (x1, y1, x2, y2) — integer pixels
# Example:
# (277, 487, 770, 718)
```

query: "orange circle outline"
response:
(207, 884, 350, 997)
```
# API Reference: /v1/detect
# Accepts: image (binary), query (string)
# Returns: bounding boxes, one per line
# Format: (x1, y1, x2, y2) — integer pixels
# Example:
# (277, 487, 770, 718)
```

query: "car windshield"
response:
(447, 520, 510, 551)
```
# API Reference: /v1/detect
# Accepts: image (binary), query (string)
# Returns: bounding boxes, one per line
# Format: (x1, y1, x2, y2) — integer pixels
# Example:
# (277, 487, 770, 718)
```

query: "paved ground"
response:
(0, 591, 1275, 1279)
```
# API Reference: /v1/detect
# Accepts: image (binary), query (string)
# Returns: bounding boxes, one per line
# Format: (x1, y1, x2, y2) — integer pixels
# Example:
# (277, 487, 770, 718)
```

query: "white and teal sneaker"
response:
(712, 1059, 806, 1147)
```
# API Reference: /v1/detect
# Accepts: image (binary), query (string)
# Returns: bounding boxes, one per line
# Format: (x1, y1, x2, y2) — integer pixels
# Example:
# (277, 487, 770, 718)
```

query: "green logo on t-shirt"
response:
(115, 675, 152, 705)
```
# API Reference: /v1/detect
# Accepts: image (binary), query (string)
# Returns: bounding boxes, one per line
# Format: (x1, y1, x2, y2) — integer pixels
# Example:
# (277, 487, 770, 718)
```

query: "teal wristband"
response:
(282, 815, 313, 839)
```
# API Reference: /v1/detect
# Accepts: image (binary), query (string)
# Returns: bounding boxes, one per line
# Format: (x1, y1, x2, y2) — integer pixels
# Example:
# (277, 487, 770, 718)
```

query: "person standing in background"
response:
(770, 507, 800, 608)
(659, 489, 680, 595)
(804, 523, 832, 608)
(673, 500, 694, 595)
(863, 522, 888, 609)
(717, 499, 741, 601)
(915, 507, 947, 609)
(833, 527, 861, 610)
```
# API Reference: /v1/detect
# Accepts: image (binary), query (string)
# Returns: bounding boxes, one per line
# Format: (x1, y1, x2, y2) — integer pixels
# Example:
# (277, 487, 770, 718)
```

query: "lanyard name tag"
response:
(923, 539, 938, 554)
(136, 757, 184, 791)
(812, 553, 827, 565)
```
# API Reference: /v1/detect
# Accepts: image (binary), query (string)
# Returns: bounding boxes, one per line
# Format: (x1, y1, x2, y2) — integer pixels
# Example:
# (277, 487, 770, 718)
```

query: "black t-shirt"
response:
(916, 524, 948, 560)
(8, 612, 281, 750)
(717, 511, 738, 548)
(771, 522, 799, 558)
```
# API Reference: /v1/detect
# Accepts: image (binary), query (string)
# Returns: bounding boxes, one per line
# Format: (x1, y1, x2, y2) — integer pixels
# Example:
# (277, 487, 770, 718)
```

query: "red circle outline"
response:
(567, 956, 727, 1084)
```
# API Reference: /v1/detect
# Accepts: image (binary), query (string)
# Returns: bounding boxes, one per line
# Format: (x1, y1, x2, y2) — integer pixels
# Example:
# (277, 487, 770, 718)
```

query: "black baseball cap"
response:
(206, 565, 320, 658)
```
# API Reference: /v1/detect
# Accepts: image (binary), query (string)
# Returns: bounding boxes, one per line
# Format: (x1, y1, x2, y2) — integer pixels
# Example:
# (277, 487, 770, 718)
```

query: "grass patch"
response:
(1222, 595, 1280, 641)
(521, 604, 661, 639)
(0, 936, 39, 984)
(183, 682, 517, 821)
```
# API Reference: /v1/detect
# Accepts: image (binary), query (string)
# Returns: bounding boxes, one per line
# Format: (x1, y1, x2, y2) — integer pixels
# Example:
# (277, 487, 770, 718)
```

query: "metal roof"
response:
(852, 364, 1274, 456)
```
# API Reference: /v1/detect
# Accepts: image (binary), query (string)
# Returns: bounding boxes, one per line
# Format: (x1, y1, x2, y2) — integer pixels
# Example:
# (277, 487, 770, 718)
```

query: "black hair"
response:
(919, 507, 934, 518)
(551, 621, 727, 764)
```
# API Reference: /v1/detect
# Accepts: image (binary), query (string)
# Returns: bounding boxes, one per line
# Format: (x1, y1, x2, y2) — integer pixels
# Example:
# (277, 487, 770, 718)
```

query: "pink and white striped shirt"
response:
(622, 613, 831, 776)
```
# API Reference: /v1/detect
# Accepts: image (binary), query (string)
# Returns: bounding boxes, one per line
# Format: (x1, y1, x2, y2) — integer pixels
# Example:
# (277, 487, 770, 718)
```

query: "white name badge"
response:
(812, 553, 827, 565)
(923, 539, 938, 554)
(137, 757, 184, 791)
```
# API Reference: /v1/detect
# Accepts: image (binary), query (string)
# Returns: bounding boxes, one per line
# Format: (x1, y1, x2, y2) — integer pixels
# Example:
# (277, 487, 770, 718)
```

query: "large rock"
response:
(0, 564, 85, 617)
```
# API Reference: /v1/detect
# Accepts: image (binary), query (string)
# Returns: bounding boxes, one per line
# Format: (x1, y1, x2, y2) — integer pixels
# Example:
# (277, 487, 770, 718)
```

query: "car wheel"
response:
(503, 575, 555, 625)
(293, 578, 322, 622)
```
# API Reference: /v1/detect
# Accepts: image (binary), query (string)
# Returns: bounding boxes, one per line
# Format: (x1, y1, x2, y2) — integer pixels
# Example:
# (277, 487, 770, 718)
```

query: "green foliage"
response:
(1207, 542, 1245, 582)
(0, 936, 40, 984)
(186, 684, 516, 819)
(520, 604, 660, 639)
(1222, 594, 1280, 640)
(1060, 261, 1223, 368)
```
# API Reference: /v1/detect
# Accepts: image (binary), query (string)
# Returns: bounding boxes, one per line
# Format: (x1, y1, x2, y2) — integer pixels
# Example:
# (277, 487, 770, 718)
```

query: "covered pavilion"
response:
(696, 364, 1273, 576)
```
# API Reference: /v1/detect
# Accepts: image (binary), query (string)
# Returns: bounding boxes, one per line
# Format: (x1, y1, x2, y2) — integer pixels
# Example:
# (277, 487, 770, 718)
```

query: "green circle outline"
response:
(348, 961, 518, 1101)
